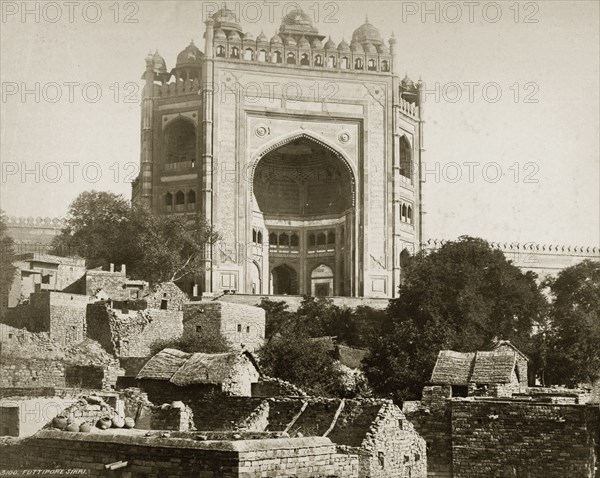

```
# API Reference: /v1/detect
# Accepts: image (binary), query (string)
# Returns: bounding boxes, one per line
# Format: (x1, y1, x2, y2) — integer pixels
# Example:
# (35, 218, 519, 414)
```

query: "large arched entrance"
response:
(252, 134, 356, 296)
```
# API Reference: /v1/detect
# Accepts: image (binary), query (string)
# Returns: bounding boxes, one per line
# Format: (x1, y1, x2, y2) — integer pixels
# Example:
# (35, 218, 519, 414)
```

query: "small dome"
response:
(377, 43, 389, 54)
(311, 37, 323, 49)
(298, 36, 310, 49)
(363, 41, 377, 54)
(257, 31, 269, 44)
(212, 7, 242, 33)
(243, 32, 255, 42)
(176, 41, 203, 66)
(283, 35, 297, 47)
(214, 29, 227, 40)
(279, 8, 318, 35)
(228, 30, 241, 41)
(153, 50, 167, 74)
(352, 19, 383, 46)
(401, 74, 415, 89)
(270, 34, 283, 45)
(337, 39, 350, 52)
(324, 36, 336, 50)
(350, 41, 364, 53)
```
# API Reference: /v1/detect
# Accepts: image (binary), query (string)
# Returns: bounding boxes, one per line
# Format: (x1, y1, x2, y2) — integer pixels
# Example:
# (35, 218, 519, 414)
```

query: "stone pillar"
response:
(201, 19, 215, 293)
(140, 54, 155, 209)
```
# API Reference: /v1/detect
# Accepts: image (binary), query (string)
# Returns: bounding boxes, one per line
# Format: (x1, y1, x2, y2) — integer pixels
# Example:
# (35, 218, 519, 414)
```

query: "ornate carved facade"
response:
(132, 8, 424, 298)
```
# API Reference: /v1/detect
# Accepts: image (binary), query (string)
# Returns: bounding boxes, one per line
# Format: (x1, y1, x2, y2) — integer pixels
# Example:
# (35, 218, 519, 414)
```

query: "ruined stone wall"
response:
(86, 303, 183, 358)
(451, 400, 598, 478)
(251, 377, 308, 397)
(4, 431, 359, 477)
(184, 301, 265, 351)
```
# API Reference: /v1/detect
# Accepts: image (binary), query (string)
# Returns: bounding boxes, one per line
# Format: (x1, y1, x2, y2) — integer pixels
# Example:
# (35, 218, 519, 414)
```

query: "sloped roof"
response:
(470, 351, 516, 384)
(136, 349, 260, 386)
(136, 348, 191, 381)
(171, 352, 241, 386)
(430, 351, 476, 385)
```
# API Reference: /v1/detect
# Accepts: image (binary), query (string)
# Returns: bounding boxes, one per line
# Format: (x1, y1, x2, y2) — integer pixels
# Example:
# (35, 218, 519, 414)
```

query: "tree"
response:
(544, 260, 600, 386)
(50, 191, 219, 285)
(363, 236, 547, 402)
(0, 212, 17, 318)
(131, 207, 219, 284)
(50, 191, 133, 268)
(150, 330, 233, 356)
(258, 332, 348, 397)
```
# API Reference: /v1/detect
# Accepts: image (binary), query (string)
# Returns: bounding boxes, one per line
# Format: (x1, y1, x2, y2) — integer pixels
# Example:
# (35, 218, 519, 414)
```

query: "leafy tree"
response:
(363, 236, 547, 402)
(50, 191, 219, 285)
(0, 212, 17, 318)
(150, 329, 233, 356)
(258, 332, 348, 397)
(50, 191, 133, 267)
(256, 298, 295, 341)
(544, 260, 600, 386)
(130, 207, 219, 284)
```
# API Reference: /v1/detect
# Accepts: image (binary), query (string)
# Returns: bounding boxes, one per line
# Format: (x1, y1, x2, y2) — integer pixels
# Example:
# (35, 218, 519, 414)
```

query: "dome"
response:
(243, 32, 255, 42)
(279, 8, 318, 35)
(214, 28, 227, 40)
(283, 35, 297, 47)
(211, 7, 242, 33)
(270, 34, 283, 45)
(352, 19, 383, 46)
(363, 41, 377, 54)
(350, 41, 364, 53)
(311, 37, 323, 49)
(298, 35, 310, 49)
(152, 50, 167, 74)
(228, 30, 241, 41)
(176, 41, 203, 66)
(324, 36, 336, 50)
(377, 43, 389, 54)
(257, 31, 269, 44)
(401, 74, 415, 89)
(337, 39, 350, 52)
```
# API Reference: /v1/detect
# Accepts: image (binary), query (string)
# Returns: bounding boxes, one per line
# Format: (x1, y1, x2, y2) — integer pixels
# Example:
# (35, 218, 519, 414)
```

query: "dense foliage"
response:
(543, 260, 600, 386)
(363, 236, 548, 401)
(50, 191, 219, 284)
(150, 329, 233, 356)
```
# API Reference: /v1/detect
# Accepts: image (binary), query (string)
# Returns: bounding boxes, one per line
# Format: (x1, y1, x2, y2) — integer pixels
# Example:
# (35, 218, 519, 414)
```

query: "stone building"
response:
(7, 253, 86, 308)
(132, 7, 424, 299)
(2, 291, 90, 346)
(184, 301, 266, 351)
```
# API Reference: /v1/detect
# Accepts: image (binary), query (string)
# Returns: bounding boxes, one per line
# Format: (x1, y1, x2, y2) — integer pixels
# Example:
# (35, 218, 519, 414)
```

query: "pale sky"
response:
(1, 0, 598, 247)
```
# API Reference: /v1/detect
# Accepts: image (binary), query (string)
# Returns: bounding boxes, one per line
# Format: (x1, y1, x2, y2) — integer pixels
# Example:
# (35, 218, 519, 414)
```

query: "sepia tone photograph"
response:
(0, 0, 598, 476)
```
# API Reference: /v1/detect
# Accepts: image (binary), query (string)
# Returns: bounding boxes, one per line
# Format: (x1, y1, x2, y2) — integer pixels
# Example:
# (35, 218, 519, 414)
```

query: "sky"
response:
(1, 0, 598, 247)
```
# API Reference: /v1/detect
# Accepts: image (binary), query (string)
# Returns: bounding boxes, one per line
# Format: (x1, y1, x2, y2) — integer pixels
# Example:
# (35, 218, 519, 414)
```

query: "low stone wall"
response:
(5, 431, 359, 477)
(451, 399, 599, 478)
(150, 404, 193, 432)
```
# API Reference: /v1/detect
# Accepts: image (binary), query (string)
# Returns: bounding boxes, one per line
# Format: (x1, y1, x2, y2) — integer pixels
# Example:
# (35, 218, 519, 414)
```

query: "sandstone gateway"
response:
(131, 7, 423, 299)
